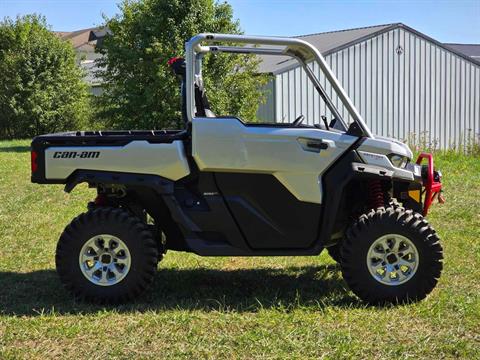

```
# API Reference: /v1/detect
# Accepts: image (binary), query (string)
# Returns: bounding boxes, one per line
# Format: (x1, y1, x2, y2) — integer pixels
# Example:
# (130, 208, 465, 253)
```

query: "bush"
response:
(0, 15, 91, 138)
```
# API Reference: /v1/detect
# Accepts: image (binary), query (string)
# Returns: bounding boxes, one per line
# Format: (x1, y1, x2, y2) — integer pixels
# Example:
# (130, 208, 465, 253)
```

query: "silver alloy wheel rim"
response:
(366, 234, 419, 286)
(79, 234, 131, 286)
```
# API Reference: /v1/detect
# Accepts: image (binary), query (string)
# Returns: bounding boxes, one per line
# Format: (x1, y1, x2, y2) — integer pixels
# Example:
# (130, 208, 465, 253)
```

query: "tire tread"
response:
(56, 207, 159, 304)
(340, 206, 443, 305)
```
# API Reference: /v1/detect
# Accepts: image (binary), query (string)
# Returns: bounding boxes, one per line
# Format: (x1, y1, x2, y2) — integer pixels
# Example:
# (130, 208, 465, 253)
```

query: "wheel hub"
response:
(386, 253, 398, 264)
(366, 234, 419, 286)
(101, 254, 112, 264)
(78, 234, 131, 286)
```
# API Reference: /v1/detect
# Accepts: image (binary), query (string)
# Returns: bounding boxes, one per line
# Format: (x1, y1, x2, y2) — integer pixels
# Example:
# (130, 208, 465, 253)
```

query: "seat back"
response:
(169, 57, 215, 124)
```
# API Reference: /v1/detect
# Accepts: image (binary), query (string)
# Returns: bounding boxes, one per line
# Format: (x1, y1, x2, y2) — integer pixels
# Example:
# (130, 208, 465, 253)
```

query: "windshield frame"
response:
(185, 33, 373, 138)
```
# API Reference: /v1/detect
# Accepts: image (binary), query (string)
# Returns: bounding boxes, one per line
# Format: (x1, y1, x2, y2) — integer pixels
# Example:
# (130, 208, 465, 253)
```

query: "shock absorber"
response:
(368, 180, 385, 209)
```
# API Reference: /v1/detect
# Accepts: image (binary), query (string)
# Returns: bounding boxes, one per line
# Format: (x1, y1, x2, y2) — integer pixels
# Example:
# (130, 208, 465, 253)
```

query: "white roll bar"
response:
(185, 33, 373, 138)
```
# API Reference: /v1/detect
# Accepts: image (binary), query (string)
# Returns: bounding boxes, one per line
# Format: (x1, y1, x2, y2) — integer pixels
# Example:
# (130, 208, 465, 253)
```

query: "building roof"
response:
(257, 23, 398, 73)
(55, 27, 106, 85)
(55, 28, 95, 50)
(258, 23, 480, 74)
(55, 27, 108, 52)
(444, 43, 480, 59)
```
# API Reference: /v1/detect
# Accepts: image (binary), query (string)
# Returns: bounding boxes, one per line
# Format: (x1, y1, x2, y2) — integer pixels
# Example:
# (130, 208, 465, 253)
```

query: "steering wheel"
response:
(293, 115, 305, 126)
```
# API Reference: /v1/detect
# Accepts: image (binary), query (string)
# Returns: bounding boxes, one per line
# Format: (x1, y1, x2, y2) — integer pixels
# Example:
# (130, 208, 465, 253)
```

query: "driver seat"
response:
(168, 57, 216, 124)
(194, 78, 216, 118)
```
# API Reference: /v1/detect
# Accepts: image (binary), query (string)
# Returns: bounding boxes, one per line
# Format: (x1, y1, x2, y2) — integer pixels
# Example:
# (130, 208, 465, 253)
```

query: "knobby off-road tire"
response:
(327, 199, 401, 264)
(388, 197, 402, 209)
(340, 206, 443, 305)
(326, 245, 341, 263)
(56, 207, 159, 304)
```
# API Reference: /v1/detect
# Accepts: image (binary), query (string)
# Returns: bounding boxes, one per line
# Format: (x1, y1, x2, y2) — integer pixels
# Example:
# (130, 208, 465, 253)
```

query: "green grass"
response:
(0, 139, 479, 359)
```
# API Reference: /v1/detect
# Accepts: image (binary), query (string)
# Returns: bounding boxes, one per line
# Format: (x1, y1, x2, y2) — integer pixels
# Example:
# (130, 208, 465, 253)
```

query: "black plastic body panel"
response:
(63, 170, 174, 194)
(394, 180, 423, 213)
(174, 173, 249, 253)
(215, 173, 321, 249)
(317, 149, 364, 247)
(62, 170, 191, 251)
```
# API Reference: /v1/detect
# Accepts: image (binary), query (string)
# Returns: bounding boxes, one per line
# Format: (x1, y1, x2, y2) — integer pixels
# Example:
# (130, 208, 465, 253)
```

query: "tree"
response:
(0, 15, 91, 139)
(96, 0, 267, 130)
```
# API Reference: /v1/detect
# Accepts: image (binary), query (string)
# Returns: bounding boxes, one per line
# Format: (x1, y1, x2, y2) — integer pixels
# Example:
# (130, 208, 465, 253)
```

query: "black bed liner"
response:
(32, 129, 188, 147)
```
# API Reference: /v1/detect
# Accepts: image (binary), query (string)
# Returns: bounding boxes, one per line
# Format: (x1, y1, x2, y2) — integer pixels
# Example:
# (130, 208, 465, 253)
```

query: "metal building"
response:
(257, 23, 480, 149)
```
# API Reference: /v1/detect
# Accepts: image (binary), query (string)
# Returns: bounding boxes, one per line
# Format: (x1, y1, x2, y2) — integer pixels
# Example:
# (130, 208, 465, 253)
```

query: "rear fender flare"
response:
(64, 170, 194, 251)
(64, 170, 174, 194)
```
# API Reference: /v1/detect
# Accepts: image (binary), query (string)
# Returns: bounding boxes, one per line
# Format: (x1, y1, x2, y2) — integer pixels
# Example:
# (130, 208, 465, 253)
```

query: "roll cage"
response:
(185, 33, 374, 138)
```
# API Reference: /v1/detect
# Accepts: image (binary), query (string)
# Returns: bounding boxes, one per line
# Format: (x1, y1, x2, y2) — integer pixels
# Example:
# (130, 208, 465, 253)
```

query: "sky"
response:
(0, 0, 479, 44)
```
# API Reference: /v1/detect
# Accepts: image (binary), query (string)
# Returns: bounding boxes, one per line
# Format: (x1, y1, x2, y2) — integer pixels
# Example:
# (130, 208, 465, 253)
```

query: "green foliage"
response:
(96, 0, 268, 130)
(1, 139, 480, 359)
(0, 15, 91, 139)
(407, 130, 480, 156)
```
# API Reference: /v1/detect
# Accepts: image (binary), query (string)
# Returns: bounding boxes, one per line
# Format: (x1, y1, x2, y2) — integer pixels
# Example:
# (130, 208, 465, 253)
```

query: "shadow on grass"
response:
(0, 264, 360, 315)
(0, 145, 30, 153)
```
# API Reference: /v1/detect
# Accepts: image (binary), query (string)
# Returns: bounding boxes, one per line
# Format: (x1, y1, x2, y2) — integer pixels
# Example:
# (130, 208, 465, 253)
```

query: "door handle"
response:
(306, 141, 329, 150)
(298, 137, 333, 153)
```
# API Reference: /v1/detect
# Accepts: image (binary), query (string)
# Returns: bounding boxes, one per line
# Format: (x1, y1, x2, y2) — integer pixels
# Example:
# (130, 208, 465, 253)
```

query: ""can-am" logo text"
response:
(53, 151, 100, 159)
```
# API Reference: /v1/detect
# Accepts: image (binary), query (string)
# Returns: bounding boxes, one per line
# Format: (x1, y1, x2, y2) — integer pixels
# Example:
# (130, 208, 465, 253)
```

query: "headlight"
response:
(388, 154, 409, 168)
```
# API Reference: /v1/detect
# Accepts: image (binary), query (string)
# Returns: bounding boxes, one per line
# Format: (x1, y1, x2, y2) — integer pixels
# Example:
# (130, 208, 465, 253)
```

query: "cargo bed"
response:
(30, 129, 189, 184)
(32, 129, 188, 147)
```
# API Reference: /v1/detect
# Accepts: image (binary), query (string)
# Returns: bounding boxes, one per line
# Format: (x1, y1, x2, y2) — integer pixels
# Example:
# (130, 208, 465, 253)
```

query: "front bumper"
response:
(416, 153, 444, 216)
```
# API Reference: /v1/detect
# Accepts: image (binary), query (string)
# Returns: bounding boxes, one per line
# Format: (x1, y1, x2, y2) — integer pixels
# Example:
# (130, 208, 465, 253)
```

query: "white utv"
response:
(31, 34, 444, 304)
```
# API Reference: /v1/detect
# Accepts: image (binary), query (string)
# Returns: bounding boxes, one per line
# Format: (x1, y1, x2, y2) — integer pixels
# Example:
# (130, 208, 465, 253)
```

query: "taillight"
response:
(31, 151, 38, 173)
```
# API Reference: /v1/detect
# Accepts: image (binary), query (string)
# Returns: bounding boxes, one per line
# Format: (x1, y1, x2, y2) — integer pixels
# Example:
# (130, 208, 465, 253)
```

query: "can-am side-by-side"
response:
(31, 33, 444, 304)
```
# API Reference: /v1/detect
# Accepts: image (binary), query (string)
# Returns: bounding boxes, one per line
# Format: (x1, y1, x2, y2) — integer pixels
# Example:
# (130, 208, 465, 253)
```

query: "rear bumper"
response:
(416, 152, 444, 216)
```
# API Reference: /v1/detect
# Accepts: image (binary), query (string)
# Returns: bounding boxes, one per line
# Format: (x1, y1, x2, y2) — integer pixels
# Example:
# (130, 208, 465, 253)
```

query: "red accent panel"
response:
(31, 151, 38, 173)
(416, 152, 443, 216)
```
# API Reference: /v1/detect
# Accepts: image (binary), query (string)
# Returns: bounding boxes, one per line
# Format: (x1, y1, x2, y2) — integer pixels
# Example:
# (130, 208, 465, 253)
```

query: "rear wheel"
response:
(340, 206, 443, 304)
(326, 244, 341, 263)
(56, 207, 158, 303)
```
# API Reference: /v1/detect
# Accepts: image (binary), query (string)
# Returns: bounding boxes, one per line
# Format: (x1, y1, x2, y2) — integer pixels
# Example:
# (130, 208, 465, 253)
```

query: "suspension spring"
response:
(368, 180, 385, 209)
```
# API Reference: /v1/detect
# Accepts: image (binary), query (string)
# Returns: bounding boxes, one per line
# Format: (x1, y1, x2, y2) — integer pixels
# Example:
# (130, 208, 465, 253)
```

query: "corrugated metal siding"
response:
(258, 27, 480, 149)
(256, 80, 275, 122)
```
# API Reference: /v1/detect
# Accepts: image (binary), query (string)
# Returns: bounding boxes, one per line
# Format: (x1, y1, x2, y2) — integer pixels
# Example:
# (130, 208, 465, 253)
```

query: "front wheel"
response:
(340, 207, 443, 304)
(56, 207, 159, 303)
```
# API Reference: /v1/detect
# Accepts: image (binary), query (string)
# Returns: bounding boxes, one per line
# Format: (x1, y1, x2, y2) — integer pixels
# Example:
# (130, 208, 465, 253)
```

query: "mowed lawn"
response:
(0, 139, 479, 359)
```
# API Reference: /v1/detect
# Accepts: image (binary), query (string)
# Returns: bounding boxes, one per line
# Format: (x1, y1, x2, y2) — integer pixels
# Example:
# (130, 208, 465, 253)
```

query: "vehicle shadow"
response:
(0, 145, 30, 153)
(0, 265, 361, 316)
